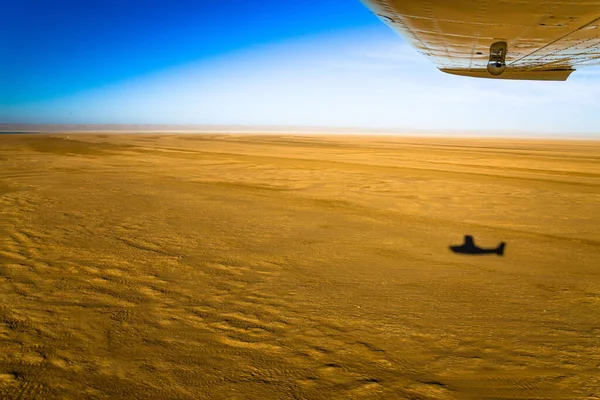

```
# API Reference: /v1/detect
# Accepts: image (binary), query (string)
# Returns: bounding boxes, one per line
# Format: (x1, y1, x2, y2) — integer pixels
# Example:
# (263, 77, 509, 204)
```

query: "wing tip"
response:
(439, 68, 574, 81)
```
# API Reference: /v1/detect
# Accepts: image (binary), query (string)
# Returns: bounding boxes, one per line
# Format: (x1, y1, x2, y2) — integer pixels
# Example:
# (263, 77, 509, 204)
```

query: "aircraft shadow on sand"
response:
(449, 235, 505, 256)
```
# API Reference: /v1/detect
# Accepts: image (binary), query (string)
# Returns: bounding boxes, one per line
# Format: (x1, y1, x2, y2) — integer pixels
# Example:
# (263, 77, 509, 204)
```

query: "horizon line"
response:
(1, 123, 598, 139)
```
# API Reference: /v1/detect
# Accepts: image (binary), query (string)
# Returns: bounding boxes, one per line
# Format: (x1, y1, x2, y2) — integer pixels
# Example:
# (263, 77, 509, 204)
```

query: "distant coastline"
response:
(0, 131, 42, 134)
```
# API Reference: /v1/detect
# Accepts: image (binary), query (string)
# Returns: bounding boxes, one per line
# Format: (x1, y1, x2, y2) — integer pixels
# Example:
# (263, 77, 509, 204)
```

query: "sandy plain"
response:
(0, 133, 599, 400)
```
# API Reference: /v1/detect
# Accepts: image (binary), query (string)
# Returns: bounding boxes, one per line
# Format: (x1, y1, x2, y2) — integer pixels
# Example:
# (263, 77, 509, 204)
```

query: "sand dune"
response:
(1, 134, 599, 399)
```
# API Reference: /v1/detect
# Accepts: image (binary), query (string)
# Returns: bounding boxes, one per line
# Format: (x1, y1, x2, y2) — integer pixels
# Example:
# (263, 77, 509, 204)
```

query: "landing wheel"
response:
(487, 41, 507, 76)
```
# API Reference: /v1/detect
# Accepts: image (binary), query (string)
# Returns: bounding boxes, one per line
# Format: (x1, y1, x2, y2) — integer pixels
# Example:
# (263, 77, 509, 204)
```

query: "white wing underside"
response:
(361, 0, 600, 80)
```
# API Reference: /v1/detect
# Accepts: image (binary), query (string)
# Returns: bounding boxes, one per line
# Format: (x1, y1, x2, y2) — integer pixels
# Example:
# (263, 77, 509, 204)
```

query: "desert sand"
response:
(0, 133, 599, 399)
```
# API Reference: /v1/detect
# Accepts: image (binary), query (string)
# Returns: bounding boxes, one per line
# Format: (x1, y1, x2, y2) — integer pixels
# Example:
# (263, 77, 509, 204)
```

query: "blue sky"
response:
(1, 0, 599, 136)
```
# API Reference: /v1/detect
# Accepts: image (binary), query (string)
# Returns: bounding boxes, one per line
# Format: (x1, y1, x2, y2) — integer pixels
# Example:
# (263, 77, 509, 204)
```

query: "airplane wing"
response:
(360, 0, 600, 81)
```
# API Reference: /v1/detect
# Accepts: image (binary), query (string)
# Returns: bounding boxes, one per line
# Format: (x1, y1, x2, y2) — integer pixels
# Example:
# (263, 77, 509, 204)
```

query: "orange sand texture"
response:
(0, 134, 599, 399)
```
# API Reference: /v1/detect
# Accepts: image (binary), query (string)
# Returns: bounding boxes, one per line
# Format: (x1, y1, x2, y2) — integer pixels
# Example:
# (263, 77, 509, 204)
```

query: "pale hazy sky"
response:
(2, 2, 600, 136)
